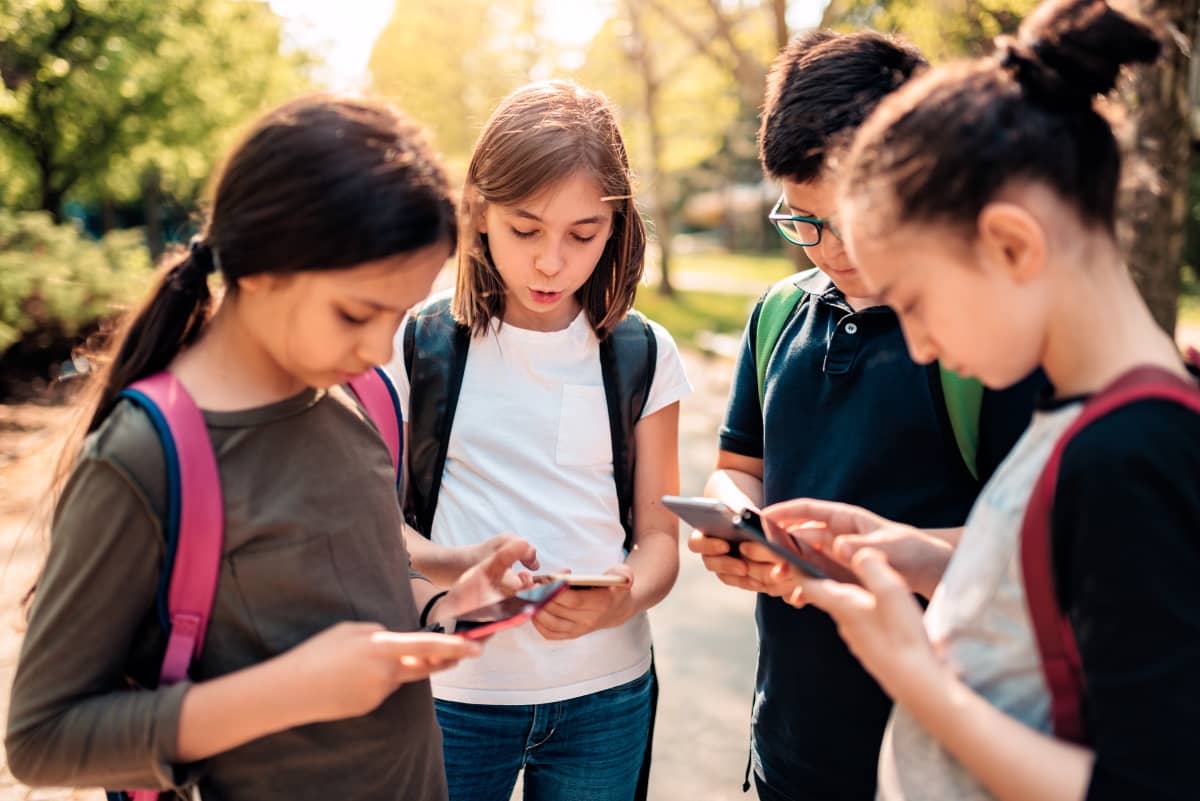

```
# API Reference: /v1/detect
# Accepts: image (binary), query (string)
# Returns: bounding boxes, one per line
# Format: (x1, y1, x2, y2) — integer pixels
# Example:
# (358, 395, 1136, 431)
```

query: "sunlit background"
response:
(2, 0, 1196, 389)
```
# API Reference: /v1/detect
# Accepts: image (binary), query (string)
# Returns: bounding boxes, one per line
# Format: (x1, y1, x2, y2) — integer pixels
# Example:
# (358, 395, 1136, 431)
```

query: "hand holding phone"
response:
(664, 495, 827, 579)
(424, 580, 568, 640)
(531, 563, 635, 641)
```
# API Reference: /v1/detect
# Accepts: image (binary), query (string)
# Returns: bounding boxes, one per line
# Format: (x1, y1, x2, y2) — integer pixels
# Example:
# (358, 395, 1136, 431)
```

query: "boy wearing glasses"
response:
(687, 31, 1042, 801)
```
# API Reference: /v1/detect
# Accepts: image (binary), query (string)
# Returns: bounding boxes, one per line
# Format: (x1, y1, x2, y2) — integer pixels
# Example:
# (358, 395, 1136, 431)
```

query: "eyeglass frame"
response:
(768, 194, 842, 247)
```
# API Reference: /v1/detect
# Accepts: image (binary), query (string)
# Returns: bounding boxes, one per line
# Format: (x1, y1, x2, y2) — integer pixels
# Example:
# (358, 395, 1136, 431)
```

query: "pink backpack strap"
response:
(348, 366, 403, 478)
(125, 371, 224, 684)
(1020, 364, 1200, 743)
(120, 372, 223, 801)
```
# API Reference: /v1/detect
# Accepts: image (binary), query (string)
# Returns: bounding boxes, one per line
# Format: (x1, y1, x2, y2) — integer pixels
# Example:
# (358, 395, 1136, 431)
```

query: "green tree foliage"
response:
(0, 0, 313, 220)
(820, 0, 1038, 60)
(368, 0, 552, 162)
(0, 210, 148, 353)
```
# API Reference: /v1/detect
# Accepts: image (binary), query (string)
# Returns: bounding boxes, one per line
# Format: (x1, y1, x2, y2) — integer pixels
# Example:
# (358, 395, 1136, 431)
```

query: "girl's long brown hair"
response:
(29, 94, 456, 608)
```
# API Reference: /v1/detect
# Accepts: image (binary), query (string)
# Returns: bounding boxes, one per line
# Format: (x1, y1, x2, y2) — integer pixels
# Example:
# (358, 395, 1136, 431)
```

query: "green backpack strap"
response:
(754, 274, 812, 408)
(938, 365, 984, 480)
(752, 271, 984, 480)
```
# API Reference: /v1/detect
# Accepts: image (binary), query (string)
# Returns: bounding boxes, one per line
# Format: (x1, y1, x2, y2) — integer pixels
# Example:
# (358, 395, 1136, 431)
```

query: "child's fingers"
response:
(532, 608, 585, 639)
(687, 529, 732, 556)
(485, 538, 538, 576)
(701, 554, 748, 577)
(498, 570, 533, 594)
(785, 521, 835, 553)
(788, 575, 866, 618)
(547, 589, 611, 612)
(786, 585, 807, 609)
(849, 548, 911, 603)
(762, 498, 876, 537)
(371, 632, 482, 661)
(738, 541, 789, 566)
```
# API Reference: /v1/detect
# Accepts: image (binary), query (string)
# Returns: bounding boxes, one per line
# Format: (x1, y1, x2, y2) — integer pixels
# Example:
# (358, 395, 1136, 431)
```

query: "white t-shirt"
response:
(386, 302, 692, 705)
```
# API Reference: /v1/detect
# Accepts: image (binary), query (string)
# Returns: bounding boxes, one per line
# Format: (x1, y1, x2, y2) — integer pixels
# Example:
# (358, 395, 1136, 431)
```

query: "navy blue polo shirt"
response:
(720, 269, 1040, 801)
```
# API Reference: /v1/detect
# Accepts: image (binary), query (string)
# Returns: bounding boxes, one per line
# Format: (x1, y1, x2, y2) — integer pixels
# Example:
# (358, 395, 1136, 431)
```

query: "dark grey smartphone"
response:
(662, 495, 827, 579)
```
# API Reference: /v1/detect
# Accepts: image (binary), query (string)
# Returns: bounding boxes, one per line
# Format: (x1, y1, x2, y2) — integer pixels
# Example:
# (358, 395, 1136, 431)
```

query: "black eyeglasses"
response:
(768, 194, 842, 247)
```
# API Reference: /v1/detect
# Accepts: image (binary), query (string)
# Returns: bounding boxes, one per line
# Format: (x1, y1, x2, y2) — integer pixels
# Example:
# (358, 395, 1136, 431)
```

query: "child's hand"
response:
(437, 537, 538, 621)
(790, 549, 944, 706)
(763, 498, 950, 599)
(460, 532, 540, 579)
(686, 530, 784, 594)
(285, 622, 481, 723)
(532, 565, 635, 640)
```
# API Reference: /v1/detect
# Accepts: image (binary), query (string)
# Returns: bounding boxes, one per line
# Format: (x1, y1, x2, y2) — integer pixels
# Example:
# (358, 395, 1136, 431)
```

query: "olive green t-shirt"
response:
(6, 385, 446, 801)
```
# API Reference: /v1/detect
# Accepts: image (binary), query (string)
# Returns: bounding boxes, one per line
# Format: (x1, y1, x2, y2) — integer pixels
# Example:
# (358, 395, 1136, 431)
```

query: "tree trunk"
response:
(142, 164, 165, 263)
(101, 196, 116, 234)
(625, 0, 675, 296)
(773, 0, 789, 50)
(1117, 0, 1198, 336)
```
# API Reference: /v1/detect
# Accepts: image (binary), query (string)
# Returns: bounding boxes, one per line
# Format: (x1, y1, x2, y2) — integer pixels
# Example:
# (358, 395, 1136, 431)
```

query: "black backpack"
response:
(401, 295, 657, 552)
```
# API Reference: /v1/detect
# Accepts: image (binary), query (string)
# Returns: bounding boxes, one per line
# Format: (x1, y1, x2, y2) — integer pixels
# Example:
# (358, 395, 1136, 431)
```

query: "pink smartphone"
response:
(427, 580, 568, 641)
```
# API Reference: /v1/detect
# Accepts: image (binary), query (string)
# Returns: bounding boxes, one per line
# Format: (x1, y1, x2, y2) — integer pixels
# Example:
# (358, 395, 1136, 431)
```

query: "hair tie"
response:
(189, 235, 220, 276)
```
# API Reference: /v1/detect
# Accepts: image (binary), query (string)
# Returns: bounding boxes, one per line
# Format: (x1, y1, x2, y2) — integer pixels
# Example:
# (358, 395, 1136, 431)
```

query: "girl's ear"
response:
(238, 273, 270, 294)
(975, 201, 1046, 284)
(473, 193, 489, 235)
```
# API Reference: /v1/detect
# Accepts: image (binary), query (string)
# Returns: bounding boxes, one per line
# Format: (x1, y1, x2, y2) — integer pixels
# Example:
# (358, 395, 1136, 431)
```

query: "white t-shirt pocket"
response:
(556, 384, 612, 466)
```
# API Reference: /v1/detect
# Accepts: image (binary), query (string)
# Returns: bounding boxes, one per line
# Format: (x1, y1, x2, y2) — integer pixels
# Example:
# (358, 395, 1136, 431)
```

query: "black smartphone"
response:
(662, 495, 827, 579)
(425, 580, 567, 640)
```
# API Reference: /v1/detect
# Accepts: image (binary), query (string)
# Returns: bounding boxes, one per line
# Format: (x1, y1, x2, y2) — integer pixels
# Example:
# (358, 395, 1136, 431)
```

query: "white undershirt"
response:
(387, 301, 692, 704)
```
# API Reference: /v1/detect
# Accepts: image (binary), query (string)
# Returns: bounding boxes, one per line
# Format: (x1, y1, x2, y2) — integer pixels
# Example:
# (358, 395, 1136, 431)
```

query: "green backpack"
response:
(754, 273, 985, 480)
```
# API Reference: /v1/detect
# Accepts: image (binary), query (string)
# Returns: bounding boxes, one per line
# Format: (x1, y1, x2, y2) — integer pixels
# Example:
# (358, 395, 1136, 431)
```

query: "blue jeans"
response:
(435, 671, 654, 801)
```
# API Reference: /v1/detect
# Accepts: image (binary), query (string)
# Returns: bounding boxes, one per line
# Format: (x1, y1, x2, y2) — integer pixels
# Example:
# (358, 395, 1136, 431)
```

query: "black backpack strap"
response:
(599, 311, 657, 554)
(403, 297, 471, 537)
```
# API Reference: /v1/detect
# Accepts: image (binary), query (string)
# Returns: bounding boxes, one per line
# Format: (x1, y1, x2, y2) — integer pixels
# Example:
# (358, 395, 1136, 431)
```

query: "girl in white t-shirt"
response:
(387, 80, 691, 801)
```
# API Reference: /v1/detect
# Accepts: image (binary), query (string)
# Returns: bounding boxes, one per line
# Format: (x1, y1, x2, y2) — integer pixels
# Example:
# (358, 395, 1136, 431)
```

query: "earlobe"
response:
(976, 202, 1045, 284)
(238, 273, 269, 293)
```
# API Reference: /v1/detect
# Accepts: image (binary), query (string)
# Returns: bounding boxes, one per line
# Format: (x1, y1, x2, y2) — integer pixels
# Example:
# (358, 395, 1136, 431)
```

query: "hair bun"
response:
(995, 36, 1084, 108)
(1002, 0, 1160, 106)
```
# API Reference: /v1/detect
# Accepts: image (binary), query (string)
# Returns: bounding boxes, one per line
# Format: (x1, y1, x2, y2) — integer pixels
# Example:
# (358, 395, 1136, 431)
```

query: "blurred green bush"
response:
(0, 211, 149, 356)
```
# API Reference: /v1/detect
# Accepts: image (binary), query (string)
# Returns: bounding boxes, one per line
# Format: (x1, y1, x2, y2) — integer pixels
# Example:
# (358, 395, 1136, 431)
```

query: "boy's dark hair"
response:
(83, 94, 457, 435)
(758, 30, 927, 182)
(843, 0, 1161, 233)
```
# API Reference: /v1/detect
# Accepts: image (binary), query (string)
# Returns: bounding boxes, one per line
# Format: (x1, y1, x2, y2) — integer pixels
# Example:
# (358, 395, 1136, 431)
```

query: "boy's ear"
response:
(975, 201, 1046, 284)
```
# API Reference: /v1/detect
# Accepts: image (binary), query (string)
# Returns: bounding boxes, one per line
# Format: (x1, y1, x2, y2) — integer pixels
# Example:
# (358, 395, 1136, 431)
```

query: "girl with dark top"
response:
(764, 2, 1200, 800)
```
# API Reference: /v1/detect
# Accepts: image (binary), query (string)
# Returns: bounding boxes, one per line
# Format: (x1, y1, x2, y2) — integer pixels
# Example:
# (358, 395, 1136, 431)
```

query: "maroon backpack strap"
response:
(1020, 364, 1200, 743)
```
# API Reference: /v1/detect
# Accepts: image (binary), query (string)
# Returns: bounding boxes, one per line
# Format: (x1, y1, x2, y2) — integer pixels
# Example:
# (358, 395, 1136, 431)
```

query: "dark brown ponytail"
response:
(74, 94, 455, 438)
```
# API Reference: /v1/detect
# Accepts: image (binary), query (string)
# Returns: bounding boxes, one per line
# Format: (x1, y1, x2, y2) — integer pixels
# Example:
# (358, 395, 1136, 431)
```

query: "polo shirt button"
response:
(844, 322, 859, 335)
